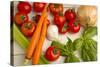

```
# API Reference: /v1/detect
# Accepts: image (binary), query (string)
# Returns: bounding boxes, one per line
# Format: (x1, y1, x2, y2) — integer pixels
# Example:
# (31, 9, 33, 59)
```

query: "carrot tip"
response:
(24, 59, 29, 65)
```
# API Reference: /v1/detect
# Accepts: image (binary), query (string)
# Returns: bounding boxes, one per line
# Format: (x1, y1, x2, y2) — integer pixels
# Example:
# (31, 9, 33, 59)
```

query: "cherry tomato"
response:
(45, 46, 60, 61)
(64, 9, 76, 22)
(49, 4, 63, 15)
(68, 20, 80, 33)
(54, 13, 66, 34)
(33, 2, 46, 12)
(33, 14, 50, 26)
(59, 22, 69, 34)
(17, 2, 32, 14)
(54, 14, 66, 27)
(21, 21, 36, 37)
(14, 12, 29, 26)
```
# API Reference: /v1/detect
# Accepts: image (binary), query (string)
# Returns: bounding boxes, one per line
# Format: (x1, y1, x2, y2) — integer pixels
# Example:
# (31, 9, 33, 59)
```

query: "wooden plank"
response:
(13, 55, 31, 66)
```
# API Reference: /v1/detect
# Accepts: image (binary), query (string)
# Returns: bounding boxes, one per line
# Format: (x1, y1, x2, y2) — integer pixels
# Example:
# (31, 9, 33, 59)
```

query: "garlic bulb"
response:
(47, 25, 59, 41)
(77, 6, 97, 27)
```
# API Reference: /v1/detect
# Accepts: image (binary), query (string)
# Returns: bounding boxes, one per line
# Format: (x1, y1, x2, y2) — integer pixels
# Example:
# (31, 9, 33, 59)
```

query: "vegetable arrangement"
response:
(13, 23, 50, 64)
(25, 3, 48, 62)
(13, 1, 97, 65)
(51, 26, 97, 62)
(51, 38, 80, 63)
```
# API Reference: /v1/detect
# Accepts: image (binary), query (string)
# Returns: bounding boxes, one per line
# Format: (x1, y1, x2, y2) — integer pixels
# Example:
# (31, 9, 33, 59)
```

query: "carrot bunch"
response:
(24, 4, 48, 65)
(32, 17, 48, 64)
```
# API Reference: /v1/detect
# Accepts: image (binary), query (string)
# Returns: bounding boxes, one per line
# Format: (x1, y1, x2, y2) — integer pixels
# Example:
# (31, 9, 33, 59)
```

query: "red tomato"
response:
(64, 9, 76, 22)
(33, 14, 50, 26)
(33, 2, 46, 12)
(59, 22, 69, 34)
(21, 21, 36, 37)
(54, 14, 66, 33)
(17, 2, 32, 14)
(49, 4, 63, 15)
(54, 14, 66, 27)
(68, 20, 80, 33)
(14, 12, 29, 26)
(45, 46, 60, 61)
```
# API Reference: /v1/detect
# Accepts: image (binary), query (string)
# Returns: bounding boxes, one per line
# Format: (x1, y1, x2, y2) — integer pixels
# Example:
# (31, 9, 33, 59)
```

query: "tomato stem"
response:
(53, 48, 59, 54)
(58, 13, 63, 16)
(74, 22, 78, 27)
(25, 23, 32, 29)
(21, 15, 25, 20)
(54, 4, 59, 8)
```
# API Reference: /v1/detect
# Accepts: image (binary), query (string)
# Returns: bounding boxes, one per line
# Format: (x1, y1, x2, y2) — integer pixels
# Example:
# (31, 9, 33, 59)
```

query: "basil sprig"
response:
(51, 38, 80, 63)
(73, 26, 97, 61)
(83, 26, 97, 38)
(51, 26, 97, 62)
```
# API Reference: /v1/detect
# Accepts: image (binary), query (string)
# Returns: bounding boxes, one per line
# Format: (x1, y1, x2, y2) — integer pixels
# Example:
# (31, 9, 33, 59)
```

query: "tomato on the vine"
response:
(21, 21, 36, 37)
(17, 2, 32, 14)
(45, 46, 60, 61)
(54, 13, 68, 34)
(54, 14, 66, 27)
(64, 9, 76, 22)
(33, 2, 46, 12)
(68, 20, 80, 33)
(49, 4, 63, 15)
(59, 22, 69, 34)
(14, 12, 29, 26)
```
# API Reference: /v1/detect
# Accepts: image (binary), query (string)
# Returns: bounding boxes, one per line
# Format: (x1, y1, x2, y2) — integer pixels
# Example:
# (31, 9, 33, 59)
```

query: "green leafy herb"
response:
(65, 38, 74, 52)
(81, 39, 97, 61)
(51, 26, 97, 62)
(51, 38, 80, 63)
(51, 41, 66, 51)
(63, 37, 78, 57)
(73, 38, 83, 51)
(73, 26, 97, 61)
(64, 53, 80, 63)
(83, 26, 97, 38)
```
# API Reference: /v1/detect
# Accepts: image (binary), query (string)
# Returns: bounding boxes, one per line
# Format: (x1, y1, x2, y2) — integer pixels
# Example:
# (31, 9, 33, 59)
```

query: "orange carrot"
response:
(25, 4, 48, 63)
(32, 17, 48, 65)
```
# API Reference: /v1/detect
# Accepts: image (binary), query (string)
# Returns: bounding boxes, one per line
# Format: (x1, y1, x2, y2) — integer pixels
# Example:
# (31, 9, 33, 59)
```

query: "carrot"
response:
(25, 4, 48, 63)
(32, 17, 48, 64)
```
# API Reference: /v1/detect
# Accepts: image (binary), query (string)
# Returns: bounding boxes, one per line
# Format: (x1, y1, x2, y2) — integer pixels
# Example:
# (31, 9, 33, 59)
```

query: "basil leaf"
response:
(83, 26, 97, 38)
(87, 39, 97, 53)
(64, 53, 80, 63)
(73, 38, 83, 51)
(86, 39, 97, 61)
(81, 47, 91, 61)
(60, 51, 68, 56)
(51, 41, 66, 51)
(65, 38, 74, 52)
(80, 39, 97, 61)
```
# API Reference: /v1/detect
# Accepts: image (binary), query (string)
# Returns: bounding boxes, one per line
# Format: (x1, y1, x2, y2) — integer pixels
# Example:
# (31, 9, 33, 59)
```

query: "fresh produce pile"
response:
(51, 26, 97, 62)
(13, 1, 97, 65)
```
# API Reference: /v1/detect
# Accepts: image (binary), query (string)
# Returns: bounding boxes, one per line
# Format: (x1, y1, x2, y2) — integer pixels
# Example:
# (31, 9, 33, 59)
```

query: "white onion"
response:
(77, 6, 97, 27)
